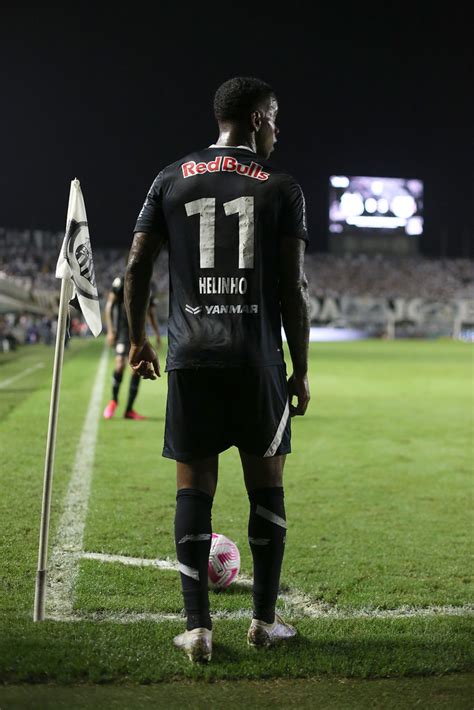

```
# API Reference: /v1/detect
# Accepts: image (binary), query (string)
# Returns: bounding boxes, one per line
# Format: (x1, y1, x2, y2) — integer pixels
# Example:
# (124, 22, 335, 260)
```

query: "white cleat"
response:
(173, 627, 212, 663)
(247, 613, 297, 648)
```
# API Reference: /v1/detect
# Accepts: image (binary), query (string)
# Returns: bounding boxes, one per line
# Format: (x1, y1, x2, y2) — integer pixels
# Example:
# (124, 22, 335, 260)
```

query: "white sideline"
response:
(45, 351, 474, 625)
(46, 347, 108, 617)
(0, 362, 45, 389)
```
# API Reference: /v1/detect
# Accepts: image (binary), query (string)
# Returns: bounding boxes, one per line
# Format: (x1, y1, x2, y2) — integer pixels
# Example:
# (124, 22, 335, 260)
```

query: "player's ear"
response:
(250, 110, 262, 132)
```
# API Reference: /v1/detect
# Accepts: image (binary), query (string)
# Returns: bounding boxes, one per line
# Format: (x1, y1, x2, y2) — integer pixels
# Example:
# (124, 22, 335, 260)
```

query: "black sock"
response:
(248, 486, 286, 624)
(112, 370, 123, 402)
(175, 488, 213, 631)
(125, 373, 140, 413)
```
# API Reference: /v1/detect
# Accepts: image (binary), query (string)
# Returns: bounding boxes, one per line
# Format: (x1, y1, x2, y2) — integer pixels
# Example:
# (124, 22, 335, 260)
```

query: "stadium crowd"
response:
(307, 253, 474, 301)
(1, 229, 473, 314)
(0, 231, 169, 299)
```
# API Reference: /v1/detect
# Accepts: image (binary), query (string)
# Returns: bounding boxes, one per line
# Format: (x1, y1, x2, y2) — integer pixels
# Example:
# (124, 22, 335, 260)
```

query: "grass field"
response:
(0, 338, 472, 705)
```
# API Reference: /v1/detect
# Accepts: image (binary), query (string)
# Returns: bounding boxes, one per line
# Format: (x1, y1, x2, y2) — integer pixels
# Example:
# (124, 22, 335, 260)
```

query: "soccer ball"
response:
(208, 533, 240, 589)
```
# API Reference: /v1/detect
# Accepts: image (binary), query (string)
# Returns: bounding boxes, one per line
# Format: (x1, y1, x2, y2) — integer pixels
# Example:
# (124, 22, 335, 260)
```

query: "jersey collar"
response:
(208, 144, 256, 153)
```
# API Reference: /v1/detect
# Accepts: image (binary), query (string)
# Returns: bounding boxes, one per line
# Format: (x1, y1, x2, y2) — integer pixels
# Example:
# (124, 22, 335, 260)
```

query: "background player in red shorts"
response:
(103, 274, 160, 420)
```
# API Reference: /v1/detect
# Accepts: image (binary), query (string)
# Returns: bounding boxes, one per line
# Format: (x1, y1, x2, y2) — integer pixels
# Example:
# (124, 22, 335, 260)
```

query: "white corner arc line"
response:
(48, 609, 254, 623)
(82, 551, 179, 570)
(49, 603, 474, 624)
(0, 362, 45, 389)
(46, 347, 109, 617)
(47, 550, 474, 624)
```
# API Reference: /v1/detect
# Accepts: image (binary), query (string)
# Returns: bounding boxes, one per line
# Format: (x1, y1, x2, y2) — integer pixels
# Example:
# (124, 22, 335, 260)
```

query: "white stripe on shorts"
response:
(264, 399, 289, 457)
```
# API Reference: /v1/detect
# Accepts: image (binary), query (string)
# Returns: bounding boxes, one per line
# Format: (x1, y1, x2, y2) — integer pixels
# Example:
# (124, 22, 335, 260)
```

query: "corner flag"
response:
(56, 179, 102, 336)
(34, 179, 101, 622)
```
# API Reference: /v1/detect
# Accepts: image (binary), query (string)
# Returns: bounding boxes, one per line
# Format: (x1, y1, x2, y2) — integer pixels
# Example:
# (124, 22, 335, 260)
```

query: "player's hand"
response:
(106, 331, 116, 347)
(287, 373, 310, 416)
(155, 335, 162, 349)
(129, 339, 160, 380)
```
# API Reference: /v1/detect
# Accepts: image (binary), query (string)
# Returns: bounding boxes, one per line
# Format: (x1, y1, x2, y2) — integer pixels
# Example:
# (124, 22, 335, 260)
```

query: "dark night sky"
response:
(1, 5, 472, 256)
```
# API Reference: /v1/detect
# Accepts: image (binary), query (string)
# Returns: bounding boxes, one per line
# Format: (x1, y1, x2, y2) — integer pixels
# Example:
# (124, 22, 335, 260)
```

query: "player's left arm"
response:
(278, 176, 311, 415)
(125, 231, 166, 379)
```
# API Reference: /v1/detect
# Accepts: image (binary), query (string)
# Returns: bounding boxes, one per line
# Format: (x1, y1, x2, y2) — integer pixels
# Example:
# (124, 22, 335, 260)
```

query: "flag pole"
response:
(33, 276, 73, 621)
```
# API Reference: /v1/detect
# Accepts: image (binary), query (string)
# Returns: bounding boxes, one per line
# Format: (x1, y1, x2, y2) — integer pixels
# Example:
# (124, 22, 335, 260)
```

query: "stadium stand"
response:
(1, 228, 472, 300)
(1, 228, 473, 342)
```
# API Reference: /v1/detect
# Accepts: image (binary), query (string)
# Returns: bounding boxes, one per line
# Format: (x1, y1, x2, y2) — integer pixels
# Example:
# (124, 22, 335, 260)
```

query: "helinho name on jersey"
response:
(199, 276, 248, 294)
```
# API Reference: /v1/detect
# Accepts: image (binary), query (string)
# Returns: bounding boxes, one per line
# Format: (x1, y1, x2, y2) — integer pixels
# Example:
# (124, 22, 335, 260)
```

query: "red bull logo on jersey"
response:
(181, 156, 270, 181)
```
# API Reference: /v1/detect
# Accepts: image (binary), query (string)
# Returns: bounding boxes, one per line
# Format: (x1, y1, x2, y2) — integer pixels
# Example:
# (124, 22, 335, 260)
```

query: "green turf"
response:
(0, 341, 91, 421)
(1, 674, 473, 709)
(0, 338, 472, 685)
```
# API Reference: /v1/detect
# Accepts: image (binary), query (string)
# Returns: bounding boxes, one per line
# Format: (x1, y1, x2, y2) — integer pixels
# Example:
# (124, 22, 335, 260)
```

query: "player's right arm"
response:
(126, 170, 168, 378)
(104, 291, 118, 347)
(125, 231, 166, 379)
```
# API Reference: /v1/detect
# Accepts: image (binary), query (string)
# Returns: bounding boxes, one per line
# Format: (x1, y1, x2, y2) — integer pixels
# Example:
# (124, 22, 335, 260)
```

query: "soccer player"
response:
(103, 274, 161, 420)
(125, 77, 310, 662)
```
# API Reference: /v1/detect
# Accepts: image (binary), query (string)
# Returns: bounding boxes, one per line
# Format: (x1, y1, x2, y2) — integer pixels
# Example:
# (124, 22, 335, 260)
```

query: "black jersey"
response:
(134, 146, 308, 371)
(111, 275, 156, 340)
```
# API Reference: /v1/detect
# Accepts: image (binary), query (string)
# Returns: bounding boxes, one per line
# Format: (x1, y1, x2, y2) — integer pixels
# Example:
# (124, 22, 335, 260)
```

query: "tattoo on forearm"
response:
(125, 232, 162, 346)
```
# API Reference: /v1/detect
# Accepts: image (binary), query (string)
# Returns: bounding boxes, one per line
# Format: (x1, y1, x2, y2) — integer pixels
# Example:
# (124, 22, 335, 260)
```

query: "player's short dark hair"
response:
(214, 77, 275, 122)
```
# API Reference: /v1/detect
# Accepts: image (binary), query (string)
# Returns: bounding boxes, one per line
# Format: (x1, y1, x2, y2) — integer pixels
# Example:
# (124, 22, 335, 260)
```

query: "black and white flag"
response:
(56, 179, 102, 336)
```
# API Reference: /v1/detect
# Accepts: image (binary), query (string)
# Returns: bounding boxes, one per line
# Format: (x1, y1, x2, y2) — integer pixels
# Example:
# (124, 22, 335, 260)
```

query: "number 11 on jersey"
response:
(185, 197, 255, 269)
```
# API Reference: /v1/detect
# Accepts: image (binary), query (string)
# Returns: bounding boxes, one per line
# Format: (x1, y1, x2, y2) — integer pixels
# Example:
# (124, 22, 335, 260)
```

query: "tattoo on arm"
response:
(125, 231, 165, 346)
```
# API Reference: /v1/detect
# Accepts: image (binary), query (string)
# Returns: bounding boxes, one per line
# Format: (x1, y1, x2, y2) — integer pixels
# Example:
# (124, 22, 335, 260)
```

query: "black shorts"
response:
(163, 366, 291, 461)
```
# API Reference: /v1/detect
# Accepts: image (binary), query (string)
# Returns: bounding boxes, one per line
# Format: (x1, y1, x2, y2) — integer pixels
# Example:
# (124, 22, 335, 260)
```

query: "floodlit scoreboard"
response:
(329, 175, 423, 255)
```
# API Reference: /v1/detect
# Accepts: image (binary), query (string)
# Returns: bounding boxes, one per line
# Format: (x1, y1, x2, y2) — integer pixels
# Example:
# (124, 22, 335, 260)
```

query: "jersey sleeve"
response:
(278, 177, 309, 245)
(134, 171, 168, 236)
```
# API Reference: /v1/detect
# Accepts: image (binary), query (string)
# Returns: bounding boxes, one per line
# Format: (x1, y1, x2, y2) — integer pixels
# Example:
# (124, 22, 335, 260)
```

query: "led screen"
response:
(329, 175, 423, 236)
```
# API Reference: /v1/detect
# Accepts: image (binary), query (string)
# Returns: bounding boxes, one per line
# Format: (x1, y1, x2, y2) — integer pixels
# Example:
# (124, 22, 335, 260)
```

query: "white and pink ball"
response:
(208, 533, 240, 589)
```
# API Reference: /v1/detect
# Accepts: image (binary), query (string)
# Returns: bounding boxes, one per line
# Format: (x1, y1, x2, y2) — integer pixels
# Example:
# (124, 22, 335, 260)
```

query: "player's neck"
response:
(214, 127, 256, 153)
